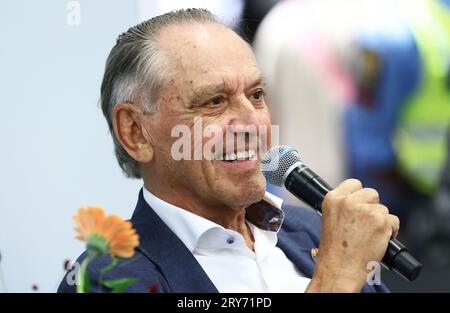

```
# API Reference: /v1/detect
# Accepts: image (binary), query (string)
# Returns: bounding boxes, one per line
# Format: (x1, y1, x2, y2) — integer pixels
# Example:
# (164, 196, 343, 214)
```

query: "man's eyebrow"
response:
(191, 83, 225, 100)
(187, 76, 266, 107)
(246, 76, 266, 91)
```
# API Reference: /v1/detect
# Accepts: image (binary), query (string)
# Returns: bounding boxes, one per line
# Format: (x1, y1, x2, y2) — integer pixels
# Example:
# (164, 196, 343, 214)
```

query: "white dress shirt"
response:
(143, 187, 311, 292)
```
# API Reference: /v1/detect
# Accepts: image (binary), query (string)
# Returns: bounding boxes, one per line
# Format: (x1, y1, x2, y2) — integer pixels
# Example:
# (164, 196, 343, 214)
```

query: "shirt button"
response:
(226, 237, 235, 244)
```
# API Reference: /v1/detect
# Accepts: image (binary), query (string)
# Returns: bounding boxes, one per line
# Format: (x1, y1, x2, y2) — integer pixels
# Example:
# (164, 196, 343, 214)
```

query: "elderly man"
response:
(58, 9, 396, 293)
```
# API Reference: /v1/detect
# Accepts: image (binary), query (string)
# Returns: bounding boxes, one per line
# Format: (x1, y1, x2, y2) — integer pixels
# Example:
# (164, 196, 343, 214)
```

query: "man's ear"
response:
(113, 103, 154, 163)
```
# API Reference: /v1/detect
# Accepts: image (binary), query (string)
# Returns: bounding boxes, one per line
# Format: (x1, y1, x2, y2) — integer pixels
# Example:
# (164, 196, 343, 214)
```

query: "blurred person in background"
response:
(419, 126, 450, 267)
(254, 0, 450, 259)
(391, 0, 450, 256)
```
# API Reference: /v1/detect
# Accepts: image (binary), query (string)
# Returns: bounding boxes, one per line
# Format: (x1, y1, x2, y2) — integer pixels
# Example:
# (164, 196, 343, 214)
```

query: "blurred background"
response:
(0, 0, 449, 292)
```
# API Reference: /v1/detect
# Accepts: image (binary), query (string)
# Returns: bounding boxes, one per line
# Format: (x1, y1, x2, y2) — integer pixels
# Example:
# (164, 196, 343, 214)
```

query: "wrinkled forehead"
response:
(157, 22, 261, 87)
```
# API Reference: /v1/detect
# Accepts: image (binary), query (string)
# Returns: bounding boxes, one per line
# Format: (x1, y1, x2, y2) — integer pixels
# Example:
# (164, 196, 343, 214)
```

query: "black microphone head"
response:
(261, 145, 303, 186)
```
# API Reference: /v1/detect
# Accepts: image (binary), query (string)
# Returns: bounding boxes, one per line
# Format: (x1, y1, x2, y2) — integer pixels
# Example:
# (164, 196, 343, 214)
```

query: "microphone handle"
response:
(285, 166, 422, 282)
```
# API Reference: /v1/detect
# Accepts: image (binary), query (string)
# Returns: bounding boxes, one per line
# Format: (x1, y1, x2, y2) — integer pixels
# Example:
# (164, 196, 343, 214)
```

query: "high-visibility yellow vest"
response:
(394, 0, 450, 194)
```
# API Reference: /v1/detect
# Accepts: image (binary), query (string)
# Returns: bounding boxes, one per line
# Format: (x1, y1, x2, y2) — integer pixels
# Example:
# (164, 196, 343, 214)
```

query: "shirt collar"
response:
(142, 187, 284, 252)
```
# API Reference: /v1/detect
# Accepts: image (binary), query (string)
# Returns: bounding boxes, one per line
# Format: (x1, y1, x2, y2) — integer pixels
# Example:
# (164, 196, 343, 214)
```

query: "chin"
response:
(227, 178, 266, 209)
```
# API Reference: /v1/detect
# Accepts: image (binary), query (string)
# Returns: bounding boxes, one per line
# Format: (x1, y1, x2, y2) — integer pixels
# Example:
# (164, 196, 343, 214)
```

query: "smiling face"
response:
(141, 22, 271, 216)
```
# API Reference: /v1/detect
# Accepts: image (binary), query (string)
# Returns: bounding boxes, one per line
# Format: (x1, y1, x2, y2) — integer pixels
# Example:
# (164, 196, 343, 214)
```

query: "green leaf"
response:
(102, 278, 139, 293)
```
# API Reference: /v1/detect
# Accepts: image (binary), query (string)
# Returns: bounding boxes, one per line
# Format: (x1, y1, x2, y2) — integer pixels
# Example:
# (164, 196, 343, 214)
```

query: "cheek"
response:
(150, 122, 172, 147)
(151, 108, 195, 143)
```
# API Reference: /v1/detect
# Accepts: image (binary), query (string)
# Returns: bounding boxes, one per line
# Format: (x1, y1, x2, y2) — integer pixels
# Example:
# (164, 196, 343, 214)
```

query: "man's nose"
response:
(228, 96, 259, 127)
(225, 97, 260, 151)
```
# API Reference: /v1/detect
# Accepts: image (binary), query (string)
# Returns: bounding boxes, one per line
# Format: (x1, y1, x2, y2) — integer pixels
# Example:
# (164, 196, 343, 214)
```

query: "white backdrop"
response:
(0, 0, 142, 292)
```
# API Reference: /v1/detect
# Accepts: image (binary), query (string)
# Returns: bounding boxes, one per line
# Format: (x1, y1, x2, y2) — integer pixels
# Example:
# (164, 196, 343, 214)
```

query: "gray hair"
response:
(100, 8, 220, 178)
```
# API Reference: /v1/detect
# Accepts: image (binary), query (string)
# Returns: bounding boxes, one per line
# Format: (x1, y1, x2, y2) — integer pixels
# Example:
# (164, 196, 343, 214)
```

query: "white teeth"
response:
(221, 149, 257, 161)
(225, 152, 237, 161)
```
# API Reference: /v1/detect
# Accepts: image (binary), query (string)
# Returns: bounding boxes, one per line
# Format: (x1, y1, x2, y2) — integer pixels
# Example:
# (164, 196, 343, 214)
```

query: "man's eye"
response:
(249, 90, 265, 102)
(207, 96, 225, 106)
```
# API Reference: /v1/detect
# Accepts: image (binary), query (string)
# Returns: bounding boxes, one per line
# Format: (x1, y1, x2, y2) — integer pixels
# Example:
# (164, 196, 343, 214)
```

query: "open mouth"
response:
(217, 149, 257, 162)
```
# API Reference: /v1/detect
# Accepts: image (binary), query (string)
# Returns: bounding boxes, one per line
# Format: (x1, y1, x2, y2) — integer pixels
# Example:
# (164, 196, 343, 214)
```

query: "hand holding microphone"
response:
(261, 146, 421, 291)
(311, 178, 400, 291)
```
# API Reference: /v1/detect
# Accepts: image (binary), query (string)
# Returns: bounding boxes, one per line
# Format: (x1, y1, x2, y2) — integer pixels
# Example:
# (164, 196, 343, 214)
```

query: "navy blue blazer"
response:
(58, 189, 389, 293)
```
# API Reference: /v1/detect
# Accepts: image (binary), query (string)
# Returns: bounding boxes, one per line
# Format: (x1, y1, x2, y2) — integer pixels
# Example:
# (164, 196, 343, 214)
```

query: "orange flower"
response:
(73, 206, 139, 258)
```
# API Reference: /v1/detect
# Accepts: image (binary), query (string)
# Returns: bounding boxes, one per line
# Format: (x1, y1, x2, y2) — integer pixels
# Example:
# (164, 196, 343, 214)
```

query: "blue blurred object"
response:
(345, 8, 421, 218)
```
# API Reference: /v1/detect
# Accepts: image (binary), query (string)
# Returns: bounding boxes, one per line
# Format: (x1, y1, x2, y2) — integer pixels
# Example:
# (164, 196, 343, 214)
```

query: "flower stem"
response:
(99, 258, 119, 288)
(76, 252, 97, 293)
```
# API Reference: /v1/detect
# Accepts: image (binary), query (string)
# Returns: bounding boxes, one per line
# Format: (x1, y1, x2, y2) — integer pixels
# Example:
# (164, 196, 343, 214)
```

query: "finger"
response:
(349, 188, 380, 204)
(365, 203, 389, 214)
(332, 178, 363, 196)
(388, 214, 400, 239)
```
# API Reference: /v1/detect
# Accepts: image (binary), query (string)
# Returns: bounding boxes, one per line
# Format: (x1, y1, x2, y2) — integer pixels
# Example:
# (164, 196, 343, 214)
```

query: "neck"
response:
(143, 181, 255, 250)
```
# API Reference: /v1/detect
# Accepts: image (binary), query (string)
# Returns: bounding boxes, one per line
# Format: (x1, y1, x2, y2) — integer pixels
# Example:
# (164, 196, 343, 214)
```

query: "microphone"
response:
(261, 145, 422, 282)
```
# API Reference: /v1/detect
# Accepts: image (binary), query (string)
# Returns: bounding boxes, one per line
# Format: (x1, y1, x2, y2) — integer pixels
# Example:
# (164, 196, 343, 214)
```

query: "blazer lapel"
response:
(130, 189, 218, 293)
(277, 228, 318, 278)
(276, 203, 320, 278)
